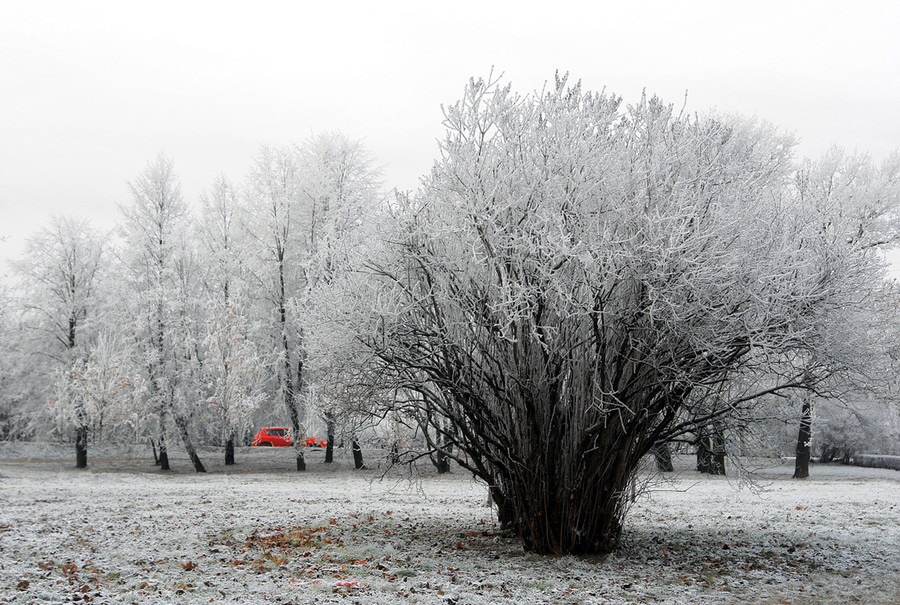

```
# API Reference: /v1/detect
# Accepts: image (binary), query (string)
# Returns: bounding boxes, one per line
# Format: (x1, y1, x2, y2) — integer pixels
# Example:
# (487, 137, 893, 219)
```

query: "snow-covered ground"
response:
(1, 443, 898, 604)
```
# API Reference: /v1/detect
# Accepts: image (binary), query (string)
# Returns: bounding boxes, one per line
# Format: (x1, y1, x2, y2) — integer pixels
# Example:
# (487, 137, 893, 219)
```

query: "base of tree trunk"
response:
(652, 442, 673, 472)
(792, 455, 810, 479)
(324, 415, 335, 463)
(225, 438, 235, 466)
(76, 446, 87, 469)
(352, 440, 365, 470)
(697, 427, 726, 475)
(793, 396, 812, 479)
(175, 414, 206, 472)
(296, 452, 306, 471)
(190, 453, 207, 473)
(159, 450, 170, 471)
(75, 426, 88, 468)
(433, 450, 450, 473)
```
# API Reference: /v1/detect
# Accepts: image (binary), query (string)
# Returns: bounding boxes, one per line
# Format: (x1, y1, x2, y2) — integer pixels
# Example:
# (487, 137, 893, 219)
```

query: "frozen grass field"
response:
(1, 443, 898, 604)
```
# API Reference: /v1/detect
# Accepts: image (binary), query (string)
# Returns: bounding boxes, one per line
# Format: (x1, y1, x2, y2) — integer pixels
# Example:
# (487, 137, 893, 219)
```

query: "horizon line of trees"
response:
(0, 131, 385, 472)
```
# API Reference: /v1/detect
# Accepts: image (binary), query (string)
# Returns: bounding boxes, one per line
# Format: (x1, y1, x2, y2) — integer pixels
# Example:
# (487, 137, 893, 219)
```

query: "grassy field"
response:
(1, 442, 898, 604)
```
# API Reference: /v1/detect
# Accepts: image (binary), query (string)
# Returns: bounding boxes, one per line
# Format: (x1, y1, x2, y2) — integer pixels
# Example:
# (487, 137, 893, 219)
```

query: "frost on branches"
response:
(346, 74, 889, 555)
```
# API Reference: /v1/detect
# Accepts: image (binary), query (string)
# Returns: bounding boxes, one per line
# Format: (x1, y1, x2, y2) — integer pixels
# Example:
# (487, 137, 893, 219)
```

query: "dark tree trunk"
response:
(324, 410, 335, 464)
(389, 441, 400, 465)
(282, 371, 306, 472)
(225, 432, 235, 466)
(710, 430, 726, 476)
(278, 256, 305, 472)
(697, 425, 726, 475)
(75, 424, 88, 469)
(652, 441, 673, 472)
(793, 396, 812, 479)
(284, 398, 306, 471)
(352, 439, 365, 470)
(696, 431, 711, 473)
(433, 449, 450, 474)
(508, 448, 630, 554)
(295, 449, 306, 471)
(157, 410, 170, 471)
(489, 485, 516, 530)
(174, 413, 206, 473)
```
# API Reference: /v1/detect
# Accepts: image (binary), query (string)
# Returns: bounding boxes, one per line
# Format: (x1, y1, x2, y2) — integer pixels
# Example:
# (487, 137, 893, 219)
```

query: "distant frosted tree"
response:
(199, 175, 245, 307)
(12, 216, 103, 467)
(245, 136, 381, 469)
(203, 302, 266, 464)
(244, 144, 309, 470)
(119, 153, 205, 472)
(790, 148, 900, 478)
(198, 175, 258, 464)
(0, 282, 13, 438)
(69, 332, 134, 444)
(297, 132, 381, 465)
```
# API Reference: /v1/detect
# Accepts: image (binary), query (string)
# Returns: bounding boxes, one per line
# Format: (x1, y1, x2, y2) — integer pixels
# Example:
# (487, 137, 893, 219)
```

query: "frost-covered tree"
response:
(69, 332, 134, 444)
(297, 132, 381, 465)
(244, 144, 310, 470)
(203, 303, 266, 464)
(199, 175, 245, 307)
(198, 175, 259, 464)
(0, 280, 20, 438)
(336, 74, 889, 554)
(789, 148, 900, 478)
(168, 238, 208, 469)
(119, 153, 205, 472)
(246, 136, 381, 470)
(12, 216, 103, 467)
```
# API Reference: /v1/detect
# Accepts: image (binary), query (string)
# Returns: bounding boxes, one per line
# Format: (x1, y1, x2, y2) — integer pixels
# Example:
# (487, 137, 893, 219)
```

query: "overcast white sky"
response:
(2, 1, 899, 270)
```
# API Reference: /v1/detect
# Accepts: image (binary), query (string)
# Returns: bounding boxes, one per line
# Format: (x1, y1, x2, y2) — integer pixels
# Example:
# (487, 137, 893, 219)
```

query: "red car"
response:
(305, 437, 328, 448)
(251, 427, 293, 447)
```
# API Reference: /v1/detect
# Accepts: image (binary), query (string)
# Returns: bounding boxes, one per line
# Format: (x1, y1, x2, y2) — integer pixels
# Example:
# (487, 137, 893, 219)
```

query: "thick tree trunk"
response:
(324, 410, 335, 464)
(174, 413, 206, 473)
(225, 432, 235, 466)
(75, 424, 88, 469)
(352, 439, 365, 470)
(793, 396, 812, 479)
(510, 459, 628, 554)
(652, 441, 673, 472)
